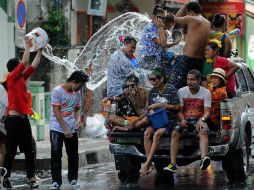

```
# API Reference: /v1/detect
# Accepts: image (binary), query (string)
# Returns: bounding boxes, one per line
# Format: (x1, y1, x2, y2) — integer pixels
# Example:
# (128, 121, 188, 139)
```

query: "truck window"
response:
(235, 69, 248, 93)
(243, 68, 254, 92)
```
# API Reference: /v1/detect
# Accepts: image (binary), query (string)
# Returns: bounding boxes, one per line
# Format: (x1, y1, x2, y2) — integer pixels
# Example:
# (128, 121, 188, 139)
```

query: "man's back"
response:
(184, 16, 210, 58)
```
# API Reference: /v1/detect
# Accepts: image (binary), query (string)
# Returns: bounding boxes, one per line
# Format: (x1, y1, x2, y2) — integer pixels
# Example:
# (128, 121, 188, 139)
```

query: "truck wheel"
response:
(116, 156, 141, 183)
(222, 137, 249, 183)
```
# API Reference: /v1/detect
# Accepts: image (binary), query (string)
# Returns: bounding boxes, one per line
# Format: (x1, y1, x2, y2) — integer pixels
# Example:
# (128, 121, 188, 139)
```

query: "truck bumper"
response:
(109, 143, 229, 159)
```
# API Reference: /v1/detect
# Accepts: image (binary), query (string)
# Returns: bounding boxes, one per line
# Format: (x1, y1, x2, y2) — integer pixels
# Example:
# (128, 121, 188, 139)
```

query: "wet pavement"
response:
(9, 160, 254, 190)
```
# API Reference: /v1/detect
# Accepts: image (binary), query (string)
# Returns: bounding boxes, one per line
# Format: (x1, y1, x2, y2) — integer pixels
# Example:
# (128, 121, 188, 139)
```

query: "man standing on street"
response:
(1, 37, 42, 189)
(50, 70, 89, 190)
(164, 69, 211, 173)
(168, 2, 211, 89)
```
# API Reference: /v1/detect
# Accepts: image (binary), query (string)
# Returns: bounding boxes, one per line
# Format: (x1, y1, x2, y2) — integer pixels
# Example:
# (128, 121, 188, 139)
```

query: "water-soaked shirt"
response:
(50, 85, 81, 133)
(107, 49, 135, 97)
(139, 22, 163, 61)
(149, 84, 179, 120)
(123, 86, 149, 116)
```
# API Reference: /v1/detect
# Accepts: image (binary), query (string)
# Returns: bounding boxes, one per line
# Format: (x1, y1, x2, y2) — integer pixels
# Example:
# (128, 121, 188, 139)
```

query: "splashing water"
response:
(74, 12, 151, 90)
(42, 44, 78, 72)
(42, 12, 184, 91)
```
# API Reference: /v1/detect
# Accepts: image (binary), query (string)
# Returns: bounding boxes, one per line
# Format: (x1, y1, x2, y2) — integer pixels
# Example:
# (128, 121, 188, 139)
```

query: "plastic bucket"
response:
(24, 27, 49, 52)
(148, 108, 169, 129)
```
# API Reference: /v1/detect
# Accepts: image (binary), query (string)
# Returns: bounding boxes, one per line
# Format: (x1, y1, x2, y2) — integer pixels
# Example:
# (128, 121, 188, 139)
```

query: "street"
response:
(10, 160, 254, 190)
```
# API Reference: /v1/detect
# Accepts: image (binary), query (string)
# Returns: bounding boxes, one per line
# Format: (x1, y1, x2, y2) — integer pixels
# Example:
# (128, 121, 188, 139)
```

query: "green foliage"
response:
(42, 2, 69, 46)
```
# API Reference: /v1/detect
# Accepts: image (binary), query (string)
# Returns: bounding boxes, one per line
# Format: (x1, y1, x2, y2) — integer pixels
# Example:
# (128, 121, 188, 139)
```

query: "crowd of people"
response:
(106, 2, 240, 177)
(0, 1, 241, 189)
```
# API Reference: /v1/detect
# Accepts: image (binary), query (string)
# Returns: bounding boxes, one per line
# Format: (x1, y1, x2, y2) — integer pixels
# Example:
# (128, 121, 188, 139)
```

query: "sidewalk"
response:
(13, 137, 114, 171)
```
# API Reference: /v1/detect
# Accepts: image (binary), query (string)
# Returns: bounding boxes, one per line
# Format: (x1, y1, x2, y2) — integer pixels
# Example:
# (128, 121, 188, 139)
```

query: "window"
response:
(235, 69, 248, 93)
(243, 68, 254, 92)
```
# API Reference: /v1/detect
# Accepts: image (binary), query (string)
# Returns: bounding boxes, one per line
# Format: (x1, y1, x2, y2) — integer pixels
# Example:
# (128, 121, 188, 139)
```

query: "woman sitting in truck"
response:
(207, 68, 228, 130)
(137, 68, 179, 176)
(202, 41, 239, 97)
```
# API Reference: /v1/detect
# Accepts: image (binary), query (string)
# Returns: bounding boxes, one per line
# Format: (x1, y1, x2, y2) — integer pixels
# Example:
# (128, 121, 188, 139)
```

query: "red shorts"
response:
(0, 131, 6, 144)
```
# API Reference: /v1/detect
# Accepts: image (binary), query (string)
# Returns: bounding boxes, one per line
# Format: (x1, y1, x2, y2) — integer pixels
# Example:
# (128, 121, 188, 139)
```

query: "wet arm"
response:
(225, 61, 240, 79)
(154, 26, 167, 46)
(74, 107, 80, 121)
(200, 107, 211, 121)
(31, 49, 42, 69)
(176, 3, 187, 18)
(53, 106, 68, 131)
(159, 103, 180, 111)
(223, 37, 232, 58)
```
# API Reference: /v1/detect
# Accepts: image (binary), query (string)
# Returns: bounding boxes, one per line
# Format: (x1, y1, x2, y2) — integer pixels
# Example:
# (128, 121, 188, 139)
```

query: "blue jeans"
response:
(50, 130, 78, 185)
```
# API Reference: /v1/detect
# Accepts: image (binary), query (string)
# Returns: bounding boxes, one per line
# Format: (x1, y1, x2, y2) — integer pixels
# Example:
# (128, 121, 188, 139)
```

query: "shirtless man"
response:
(168, 2, 211, 89)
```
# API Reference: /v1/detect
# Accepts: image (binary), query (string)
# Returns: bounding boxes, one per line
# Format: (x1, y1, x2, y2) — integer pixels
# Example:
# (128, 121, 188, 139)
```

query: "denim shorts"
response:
(173, 118, 210, 136)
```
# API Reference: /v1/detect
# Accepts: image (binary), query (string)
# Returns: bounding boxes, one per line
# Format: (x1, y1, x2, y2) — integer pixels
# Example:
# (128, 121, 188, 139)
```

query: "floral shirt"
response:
(208, 85, 227, 127)
(107, 49, 135, 97)
(139, 22, 163, 61)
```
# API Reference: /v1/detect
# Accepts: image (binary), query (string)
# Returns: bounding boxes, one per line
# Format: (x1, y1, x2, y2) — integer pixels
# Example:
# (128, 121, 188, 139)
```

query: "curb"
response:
(13, 138, 114, 171)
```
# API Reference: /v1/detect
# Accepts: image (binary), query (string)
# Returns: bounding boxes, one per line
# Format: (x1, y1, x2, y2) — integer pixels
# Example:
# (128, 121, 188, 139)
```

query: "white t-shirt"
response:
(178, 86, 211, 119)
(0, 85, 8, 135)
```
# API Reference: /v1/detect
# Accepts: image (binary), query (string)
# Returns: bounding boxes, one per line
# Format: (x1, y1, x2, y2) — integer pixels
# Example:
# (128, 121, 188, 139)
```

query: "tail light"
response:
(221, 111, 232, 130)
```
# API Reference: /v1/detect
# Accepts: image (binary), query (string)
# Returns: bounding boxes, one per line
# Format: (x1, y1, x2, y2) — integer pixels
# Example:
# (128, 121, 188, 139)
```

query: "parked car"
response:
(107, 58, 254, 183)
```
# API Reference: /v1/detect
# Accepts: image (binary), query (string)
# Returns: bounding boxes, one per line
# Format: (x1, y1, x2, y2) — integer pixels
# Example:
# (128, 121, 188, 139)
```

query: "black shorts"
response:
(0, 130, 6, 144)
(168, 55, 205, 89)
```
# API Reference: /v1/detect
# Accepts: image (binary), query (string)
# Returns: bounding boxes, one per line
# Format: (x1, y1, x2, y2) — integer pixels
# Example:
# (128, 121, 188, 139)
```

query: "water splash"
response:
(42, 12, 184, 91)
(42, 44, 78, 72)
(74, 12, 151, 90)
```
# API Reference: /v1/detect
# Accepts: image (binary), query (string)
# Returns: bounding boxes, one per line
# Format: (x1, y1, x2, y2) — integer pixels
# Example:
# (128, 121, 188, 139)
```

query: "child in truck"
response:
(207, 68, 228, 130)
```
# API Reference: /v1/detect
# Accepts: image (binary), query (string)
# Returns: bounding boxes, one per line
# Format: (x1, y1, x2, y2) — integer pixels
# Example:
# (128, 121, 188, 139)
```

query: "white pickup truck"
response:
(108, 58, 254, 183)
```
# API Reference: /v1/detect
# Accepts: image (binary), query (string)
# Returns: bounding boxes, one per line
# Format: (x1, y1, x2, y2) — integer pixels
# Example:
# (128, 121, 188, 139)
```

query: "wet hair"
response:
(212, 14, 226, 28)
(7, 58, 20, 72)
(207, 41, 219, 54)
(125, 74, 139, 84)
(123, 36, 137, 44)
(186, 2, 202, 14)
(151, 68, 167, 84)
(188, 69, 201, 80)
(152, 5, 165, 16)
(164, 13, 174, 24)
(66, 70, 89, 83)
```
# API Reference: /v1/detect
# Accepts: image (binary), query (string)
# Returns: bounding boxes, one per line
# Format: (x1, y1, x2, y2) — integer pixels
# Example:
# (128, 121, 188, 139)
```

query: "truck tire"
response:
(115, 156, 141, 183)
(223, 134, 250, 183)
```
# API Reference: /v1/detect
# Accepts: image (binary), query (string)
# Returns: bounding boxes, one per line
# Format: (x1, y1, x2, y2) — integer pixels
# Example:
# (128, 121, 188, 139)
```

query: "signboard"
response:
(248, 35, 254, 60)
(15, 0, 27, 48)
(87, 0, 107, 16)
(202, 2, 244, 35)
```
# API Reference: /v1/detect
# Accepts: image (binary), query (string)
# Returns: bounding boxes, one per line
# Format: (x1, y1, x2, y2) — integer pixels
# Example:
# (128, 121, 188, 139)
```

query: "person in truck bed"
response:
(207, 68, 228, 130)
(105, 74, 149, 131)
(136, 68, 180, 176)
(164, 69, 211, 173)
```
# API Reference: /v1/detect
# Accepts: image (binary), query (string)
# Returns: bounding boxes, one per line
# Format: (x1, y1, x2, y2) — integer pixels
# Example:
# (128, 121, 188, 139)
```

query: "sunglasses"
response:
(157, 16, 165, 20)
(124, 84, 136, 89)
(149, 77, 159, 82)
